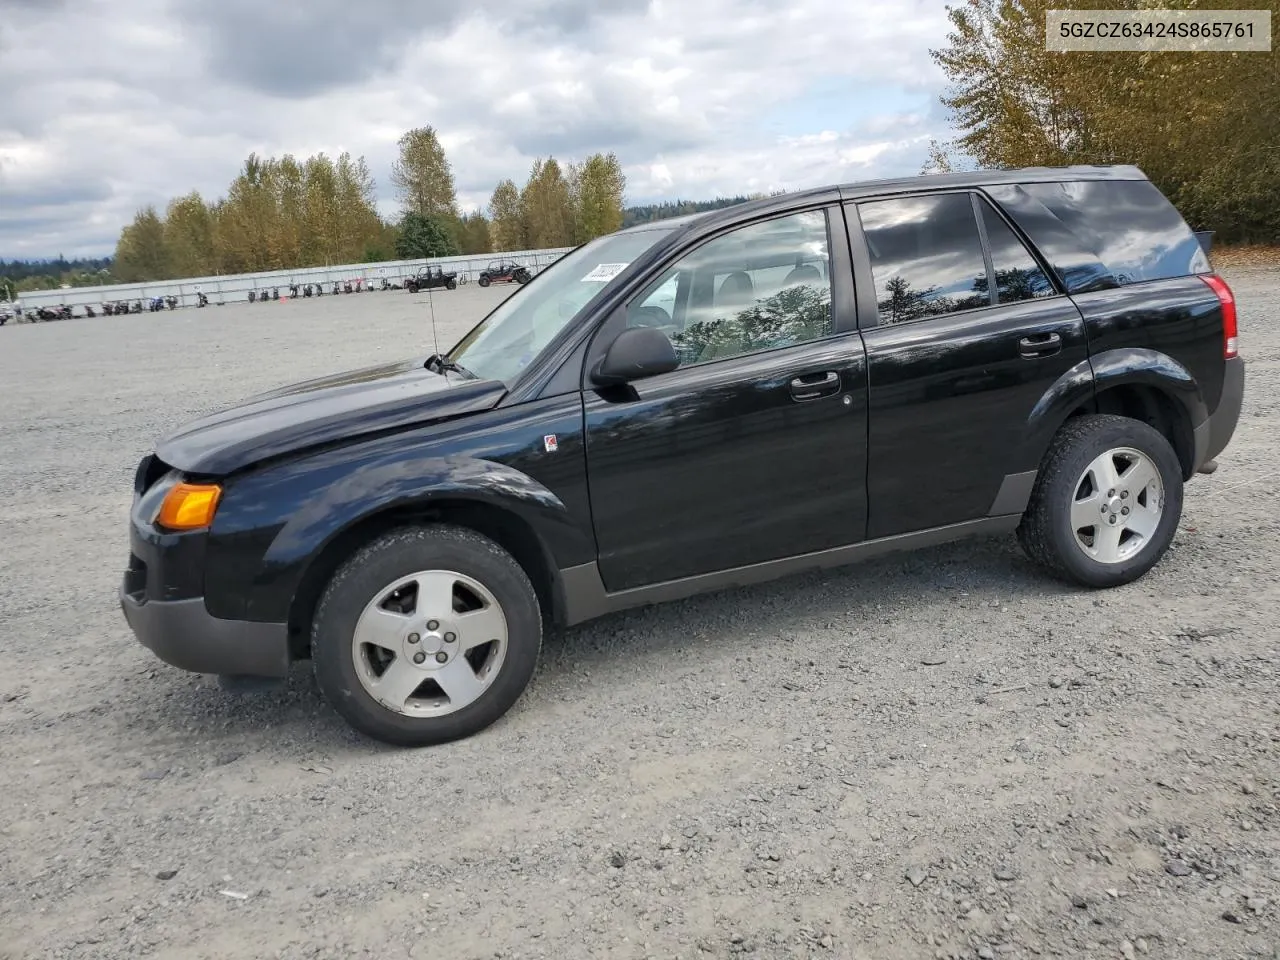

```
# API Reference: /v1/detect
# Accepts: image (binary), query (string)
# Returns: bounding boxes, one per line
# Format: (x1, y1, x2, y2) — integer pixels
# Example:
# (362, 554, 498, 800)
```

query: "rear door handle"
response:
(1018, 332, 1062, 358)
(789, 371, 840, 401)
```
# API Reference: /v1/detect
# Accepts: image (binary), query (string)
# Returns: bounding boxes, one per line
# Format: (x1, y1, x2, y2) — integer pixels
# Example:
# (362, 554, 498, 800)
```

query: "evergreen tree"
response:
(396, 212, 460, 259)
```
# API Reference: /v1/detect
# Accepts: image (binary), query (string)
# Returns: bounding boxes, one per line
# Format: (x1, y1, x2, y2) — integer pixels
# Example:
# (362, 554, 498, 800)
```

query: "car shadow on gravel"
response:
(131, 533, 1078, 752)
(546, 533, 1070, 663)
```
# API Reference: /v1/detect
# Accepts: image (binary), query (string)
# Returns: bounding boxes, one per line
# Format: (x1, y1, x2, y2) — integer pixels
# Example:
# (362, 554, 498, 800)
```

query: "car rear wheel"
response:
(1016, 414, 1183, 588)
(311, 524, 542, 746)
(478, 275, 491, 287)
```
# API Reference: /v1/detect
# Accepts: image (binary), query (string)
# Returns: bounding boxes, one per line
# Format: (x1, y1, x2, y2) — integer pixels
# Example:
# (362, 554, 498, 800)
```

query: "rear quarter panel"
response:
(1071, 277, 1225, 416)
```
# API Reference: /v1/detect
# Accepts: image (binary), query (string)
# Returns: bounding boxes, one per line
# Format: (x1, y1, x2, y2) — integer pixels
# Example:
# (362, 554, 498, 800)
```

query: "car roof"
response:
(615, 163, 1150, 240)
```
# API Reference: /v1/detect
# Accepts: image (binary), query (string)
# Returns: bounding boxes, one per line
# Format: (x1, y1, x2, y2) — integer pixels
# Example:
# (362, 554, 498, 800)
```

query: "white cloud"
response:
(0, 0, 955, 257)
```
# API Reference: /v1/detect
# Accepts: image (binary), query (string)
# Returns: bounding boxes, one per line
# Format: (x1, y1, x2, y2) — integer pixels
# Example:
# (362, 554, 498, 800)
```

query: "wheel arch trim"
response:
(247, 455, 584, 628)
(1018, 348, 1207, 481)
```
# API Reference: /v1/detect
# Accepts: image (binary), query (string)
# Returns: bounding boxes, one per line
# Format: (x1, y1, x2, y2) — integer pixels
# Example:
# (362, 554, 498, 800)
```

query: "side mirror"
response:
(591, 327, 679, 387)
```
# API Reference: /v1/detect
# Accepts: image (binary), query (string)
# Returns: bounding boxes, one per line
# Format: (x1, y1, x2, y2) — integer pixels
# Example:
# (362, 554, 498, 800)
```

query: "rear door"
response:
(583, 206, 869, 592)
(847, 190, 1090, 539)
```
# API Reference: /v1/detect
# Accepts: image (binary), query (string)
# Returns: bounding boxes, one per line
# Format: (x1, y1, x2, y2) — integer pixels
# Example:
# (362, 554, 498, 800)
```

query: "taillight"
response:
(1202, 273, 1238, 359)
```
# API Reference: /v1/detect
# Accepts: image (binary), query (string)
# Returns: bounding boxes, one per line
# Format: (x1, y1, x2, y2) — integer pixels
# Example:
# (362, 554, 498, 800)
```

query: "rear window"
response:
(996, 179, 1209, 288)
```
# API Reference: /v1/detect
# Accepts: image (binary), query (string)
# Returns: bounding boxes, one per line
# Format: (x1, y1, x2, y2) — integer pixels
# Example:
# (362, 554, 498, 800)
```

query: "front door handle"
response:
(1018, 332, 1062, 358)
(790, 371, 840, 401)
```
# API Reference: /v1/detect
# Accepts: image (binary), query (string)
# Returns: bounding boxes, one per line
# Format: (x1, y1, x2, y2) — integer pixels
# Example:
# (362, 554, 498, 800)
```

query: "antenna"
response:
(425, 268, 441, 361)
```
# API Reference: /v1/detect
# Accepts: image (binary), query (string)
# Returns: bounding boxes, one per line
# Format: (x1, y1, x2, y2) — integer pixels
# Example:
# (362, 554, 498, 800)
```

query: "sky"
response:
(0, 0, 956, 259)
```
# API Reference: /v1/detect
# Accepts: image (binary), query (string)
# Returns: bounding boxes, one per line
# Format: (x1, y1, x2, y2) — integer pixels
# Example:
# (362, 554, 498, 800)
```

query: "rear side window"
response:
(1003, 179, 1210, 287)
(858, 193, 990, 324)
(976, 197, 1057, 304)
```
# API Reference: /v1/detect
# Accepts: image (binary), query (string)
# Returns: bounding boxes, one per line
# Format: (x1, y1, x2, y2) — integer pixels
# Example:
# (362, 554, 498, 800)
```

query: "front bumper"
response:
(120, 586, 290, 678)
(121, 461, 289, 679)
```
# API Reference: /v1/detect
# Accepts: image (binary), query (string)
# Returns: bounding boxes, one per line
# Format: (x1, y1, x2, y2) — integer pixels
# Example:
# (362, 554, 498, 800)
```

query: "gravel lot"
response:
(1, 269, 1277, 960)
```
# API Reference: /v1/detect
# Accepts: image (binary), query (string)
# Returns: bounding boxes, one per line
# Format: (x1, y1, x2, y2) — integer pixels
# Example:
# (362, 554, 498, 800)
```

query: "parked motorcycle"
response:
(166, 296, 177, 310)
(272, 287, 280, 301)
(84, 305, 97, 318)
(197, 292, 209, 308)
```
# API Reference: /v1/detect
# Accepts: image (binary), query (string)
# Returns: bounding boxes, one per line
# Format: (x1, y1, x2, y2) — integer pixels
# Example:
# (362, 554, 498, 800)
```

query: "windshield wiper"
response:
(426, 353, 477, 379)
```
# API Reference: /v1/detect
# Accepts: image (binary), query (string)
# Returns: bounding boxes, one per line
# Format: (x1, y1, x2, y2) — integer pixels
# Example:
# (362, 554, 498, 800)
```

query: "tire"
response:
(478, 275, 491, 287)
(311, 524, 542, 746)
(446, 279, 457, 290)
(1016, 414, 1183, 588)
(406, 282, 417, 294)
(515, 271, 530, 284)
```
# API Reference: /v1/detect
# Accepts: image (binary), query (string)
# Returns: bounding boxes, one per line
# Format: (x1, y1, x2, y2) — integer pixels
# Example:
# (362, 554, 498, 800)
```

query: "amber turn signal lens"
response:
(156, 482, 222, 531)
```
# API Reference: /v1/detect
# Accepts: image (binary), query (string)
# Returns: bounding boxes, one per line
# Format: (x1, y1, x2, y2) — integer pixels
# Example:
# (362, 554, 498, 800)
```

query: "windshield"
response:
(447, 227, 673, 383)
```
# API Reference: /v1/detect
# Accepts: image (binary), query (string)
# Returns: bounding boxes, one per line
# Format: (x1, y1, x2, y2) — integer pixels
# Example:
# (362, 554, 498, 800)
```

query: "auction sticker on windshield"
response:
(582, 263, 629, 282)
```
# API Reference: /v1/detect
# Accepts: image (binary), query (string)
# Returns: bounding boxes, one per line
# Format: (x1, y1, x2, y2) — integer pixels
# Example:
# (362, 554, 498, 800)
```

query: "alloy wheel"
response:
(1069, 446, 1165, 564)
(351, 569, 508, 717)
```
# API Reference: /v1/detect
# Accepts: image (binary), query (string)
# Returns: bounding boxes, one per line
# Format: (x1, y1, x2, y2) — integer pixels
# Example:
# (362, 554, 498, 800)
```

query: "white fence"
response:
(11, 247, 575, 312)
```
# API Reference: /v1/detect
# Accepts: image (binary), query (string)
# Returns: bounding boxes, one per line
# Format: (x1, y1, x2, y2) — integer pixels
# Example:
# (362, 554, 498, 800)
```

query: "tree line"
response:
(2, 193, 757, 297)
(104, 127, 633, 283)
(927, 0, 1280, 244)
(0, 257, 114, 295)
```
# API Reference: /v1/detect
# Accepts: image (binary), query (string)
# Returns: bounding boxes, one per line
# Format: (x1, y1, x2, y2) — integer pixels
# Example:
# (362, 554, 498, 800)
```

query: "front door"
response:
(847, 190, 1091, 539)
(583, 207, 869, 593)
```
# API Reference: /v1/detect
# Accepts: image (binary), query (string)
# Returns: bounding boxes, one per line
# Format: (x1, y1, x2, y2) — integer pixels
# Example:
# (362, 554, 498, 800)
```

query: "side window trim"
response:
(970, 192, 998, 309)
(842, 201, 881, 331)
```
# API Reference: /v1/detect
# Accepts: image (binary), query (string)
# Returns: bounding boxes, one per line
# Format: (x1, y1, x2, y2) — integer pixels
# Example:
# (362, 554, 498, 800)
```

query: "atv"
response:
(405, 265, 458, 293)
(476, 259, 531, 287)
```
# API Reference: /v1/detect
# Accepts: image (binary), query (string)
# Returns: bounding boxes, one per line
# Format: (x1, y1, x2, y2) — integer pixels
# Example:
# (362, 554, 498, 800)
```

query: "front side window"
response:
(448, 228, 672, 383)
(858, 193, 990, 325)
(625, 209, 834, 367)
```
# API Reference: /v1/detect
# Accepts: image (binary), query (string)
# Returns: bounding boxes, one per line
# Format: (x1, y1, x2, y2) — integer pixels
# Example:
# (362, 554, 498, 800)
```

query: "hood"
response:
(155, 355, 507, 476)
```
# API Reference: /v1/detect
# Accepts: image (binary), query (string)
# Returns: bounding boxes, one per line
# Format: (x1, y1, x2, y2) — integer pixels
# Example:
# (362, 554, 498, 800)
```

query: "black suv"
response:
(405, 265, 458, 293)
(477, 259, 531, 287)
(120, 165, 1244, 747)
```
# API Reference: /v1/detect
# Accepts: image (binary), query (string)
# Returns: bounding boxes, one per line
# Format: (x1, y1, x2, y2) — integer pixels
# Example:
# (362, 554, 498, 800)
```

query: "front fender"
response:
(246, 454, 587, 622)
(272, 454, 576, 564)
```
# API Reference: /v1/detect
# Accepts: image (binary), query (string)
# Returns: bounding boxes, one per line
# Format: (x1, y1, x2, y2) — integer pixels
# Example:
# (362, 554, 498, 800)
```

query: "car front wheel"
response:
(311, 525, 542, 746)
(1017, 413, 1184, 588)
(446, 278, 457, 290)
